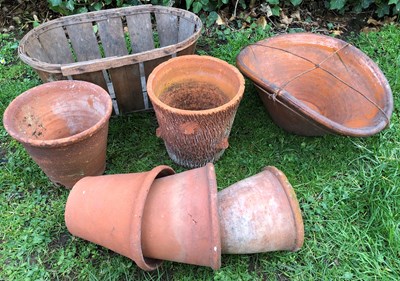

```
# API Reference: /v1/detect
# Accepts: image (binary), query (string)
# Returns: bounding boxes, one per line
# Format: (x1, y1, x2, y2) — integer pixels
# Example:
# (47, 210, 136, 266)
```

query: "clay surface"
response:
(236, 33, 393, 136)
(3, 80, 112, 188)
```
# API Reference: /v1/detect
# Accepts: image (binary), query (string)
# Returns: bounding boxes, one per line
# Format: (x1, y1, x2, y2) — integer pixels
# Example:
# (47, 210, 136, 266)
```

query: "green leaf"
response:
(105, 0, 113, 5)
(65, 0, 75, 11)
(330, 0, 346, 10)
(76, 7, 88, 13)
(186, 0, 194, 10)
(361, 0, 374, 9)
(92, 2, 103, 11)
(271, 6, 280, 16)
(48, 0, 62, 6)
(222, 0, 229, 4)
(267, 0, 279, 4)
(200, 0, 209, 5)
(192, 1, 202, 13)
(376, 3, 390, 17)
(290, 0, 302, 6)
(388, 0, 397, 4)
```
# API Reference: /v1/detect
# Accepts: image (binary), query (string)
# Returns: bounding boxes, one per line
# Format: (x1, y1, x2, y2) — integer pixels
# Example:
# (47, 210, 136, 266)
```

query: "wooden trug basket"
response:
(18, 5, 202, 115)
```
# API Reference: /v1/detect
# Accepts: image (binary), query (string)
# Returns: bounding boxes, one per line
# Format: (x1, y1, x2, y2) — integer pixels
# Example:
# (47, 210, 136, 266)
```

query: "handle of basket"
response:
(61, 57, 120, 76)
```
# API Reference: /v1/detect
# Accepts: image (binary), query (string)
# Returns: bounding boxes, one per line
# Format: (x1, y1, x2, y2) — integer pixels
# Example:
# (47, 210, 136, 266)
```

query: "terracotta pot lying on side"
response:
(65, 163, 304, 270)
(65, 164, 221, 271)
(218, 166, 304, 254)
(3, 80, 113, 188)
(147, 55, 245, 168)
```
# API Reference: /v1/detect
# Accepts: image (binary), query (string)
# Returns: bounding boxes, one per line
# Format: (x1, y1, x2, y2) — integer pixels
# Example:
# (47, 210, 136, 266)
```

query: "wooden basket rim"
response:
(18, 5, 203, 75)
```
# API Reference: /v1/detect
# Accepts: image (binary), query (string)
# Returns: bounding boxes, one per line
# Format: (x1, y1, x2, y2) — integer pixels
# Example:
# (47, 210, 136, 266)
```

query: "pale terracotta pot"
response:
(218, 166, 304, 254)
(147, 55, 245, 168)
(3, 80, 113, 188)
(65, 163, 221, 271)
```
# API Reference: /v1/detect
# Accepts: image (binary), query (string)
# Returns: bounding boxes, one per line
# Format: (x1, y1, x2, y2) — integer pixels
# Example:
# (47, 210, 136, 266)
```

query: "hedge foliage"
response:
(47, 0, 400, 18)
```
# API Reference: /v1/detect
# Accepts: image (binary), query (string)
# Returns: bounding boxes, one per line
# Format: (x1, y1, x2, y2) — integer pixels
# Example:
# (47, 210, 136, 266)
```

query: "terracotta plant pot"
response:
(64, 163, 221, 271)
(218, 166, 304, 254)
(147, 55, 245, 168)
(236, 33, 393, 136)
(3, 80, 113, 188)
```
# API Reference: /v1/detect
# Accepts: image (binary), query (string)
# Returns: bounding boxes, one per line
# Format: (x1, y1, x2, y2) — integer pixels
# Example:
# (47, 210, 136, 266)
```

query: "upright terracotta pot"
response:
(65, 163, 221, 271)
(3, 80, 113, 188)
(147, 55, 245, 168)
(218, 166, 304, 254)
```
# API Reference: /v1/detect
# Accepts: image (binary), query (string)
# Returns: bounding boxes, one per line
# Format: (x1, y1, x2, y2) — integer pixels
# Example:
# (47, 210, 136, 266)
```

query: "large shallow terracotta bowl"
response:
(236, 33, 393, 136)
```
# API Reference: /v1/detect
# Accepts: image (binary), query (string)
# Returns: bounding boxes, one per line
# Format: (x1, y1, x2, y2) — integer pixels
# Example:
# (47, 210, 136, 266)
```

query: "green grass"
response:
(1, 24, 399, 280)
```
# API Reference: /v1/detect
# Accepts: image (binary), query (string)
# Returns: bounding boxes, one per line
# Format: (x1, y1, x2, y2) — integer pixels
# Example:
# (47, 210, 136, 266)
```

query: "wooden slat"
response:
(97, 17, 128, 57)
(23, 37, 51, 62)
(155, 13, 178, 47)
(36, 70, 66, 82)
(37, 26, 74, 64)
(66, 22, 101, 61)
(109, 64, 144, 113)
(72, 71, 108, 92)
(178, 17, 195, 42)
(97, 17, 144, 113)
(126, 12, 154, 53)
(143, 55, 171, 80)
(177, 42, 197, 56)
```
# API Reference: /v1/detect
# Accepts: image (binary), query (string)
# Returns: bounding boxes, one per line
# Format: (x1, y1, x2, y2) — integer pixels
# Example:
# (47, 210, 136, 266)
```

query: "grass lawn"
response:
(1, 24, 399, 280)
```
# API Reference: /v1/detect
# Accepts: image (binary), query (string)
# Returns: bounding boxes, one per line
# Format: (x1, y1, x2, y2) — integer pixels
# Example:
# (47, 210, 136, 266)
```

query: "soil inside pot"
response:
(159, 82, 230, 110)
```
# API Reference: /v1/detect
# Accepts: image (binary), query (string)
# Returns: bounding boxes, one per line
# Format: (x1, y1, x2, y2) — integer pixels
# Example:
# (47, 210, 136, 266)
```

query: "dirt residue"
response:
(159, 82, 230, 111)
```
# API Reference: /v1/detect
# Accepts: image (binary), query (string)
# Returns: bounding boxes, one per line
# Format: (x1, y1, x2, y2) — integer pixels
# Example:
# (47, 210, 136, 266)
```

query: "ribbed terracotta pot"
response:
(236, 33, 393, 136)
(147, 55, 245, 168)
(3, 80, 113, 188)
(218, 166, 304, 254)
(65, 163, 221, 271)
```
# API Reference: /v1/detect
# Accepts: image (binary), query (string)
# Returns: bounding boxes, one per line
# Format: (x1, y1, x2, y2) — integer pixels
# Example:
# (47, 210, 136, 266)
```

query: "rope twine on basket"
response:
(248, 42, 391, 124)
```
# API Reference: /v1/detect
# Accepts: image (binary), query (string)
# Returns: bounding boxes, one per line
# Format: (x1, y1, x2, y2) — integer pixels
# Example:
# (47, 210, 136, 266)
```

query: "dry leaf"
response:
(361, 26, 379, 33)
(290, 10, 301, 21)
(367, 17, 383, 26)
(280, 11, 293, 26)
(331, 30, 343, 36)
(260, 4, 273, 18)
(216, 14, 225, 26)
(256, 16, 267, 30)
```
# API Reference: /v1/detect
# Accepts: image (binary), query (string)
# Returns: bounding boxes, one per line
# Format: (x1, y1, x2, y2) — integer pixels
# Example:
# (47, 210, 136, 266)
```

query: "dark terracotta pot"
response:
(218, 166, 304, 254)
(3, 80, 113, 188)
(147, 55, 245, 168)
(65, 164, 221, 271)
(236, 33, 393, 136)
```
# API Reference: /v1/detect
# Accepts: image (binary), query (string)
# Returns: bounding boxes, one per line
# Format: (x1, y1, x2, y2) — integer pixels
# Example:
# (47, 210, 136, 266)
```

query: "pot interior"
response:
(150, 56, 243, 111)
(159, 81, 230, 110)
(6, 82, 110, 142)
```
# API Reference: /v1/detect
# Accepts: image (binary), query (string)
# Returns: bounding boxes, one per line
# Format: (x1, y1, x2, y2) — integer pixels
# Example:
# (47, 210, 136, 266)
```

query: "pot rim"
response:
(263, 166, 304, 251)
(129, 165, 176, 271)
(3, 80, 113, 148)
(237, 33, 393, 137)
(147, 55, 245, 115)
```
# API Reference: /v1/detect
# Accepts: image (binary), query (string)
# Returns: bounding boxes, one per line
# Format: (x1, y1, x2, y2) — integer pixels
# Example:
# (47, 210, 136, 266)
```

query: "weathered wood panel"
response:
(38, 26, 74, 64)
(178, 17, 195, 42)
(72, 71, 109, 92)
(23, 37, 51, 62)
(126, 12, 154, 53)
(155, 13, 178, 47)
(97, 17, 128, 56)
(66, 22, 101, 61)
(97, 17, 144, 113)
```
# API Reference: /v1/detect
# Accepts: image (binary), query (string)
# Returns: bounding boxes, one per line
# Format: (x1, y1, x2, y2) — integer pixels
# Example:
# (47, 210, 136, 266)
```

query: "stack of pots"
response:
(65, 163, 304, 270)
